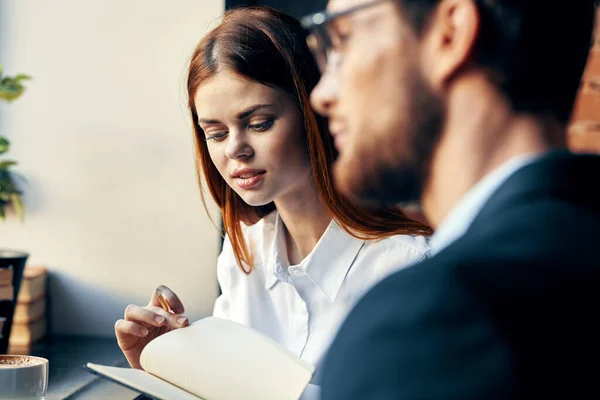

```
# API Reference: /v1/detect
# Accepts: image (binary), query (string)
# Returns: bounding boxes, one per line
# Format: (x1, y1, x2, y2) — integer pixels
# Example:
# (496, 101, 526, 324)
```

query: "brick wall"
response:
(569, 8, 600, 152)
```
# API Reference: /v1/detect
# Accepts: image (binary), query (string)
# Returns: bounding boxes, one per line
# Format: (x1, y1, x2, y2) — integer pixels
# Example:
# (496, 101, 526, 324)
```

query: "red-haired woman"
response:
(115, 6, 431, 376)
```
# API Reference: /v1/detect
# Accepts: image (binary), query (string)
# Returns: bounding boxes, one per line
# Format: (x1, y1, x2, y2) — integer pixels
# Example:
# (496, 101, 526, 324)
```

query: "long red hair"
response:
(187, 7, 432, 273)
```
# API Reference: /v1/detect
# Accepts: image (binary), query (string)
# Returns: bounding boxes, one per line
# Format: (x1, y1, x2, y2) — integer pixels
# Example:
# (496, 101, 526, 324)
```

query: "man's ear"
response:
(420, 0, 480, 89)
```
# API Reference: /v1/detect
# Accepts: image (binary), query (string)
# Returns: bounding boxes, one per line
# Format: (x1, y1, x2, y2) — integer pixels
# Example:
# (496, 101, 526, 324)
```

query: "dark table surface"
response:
(9, 335, 143, 399)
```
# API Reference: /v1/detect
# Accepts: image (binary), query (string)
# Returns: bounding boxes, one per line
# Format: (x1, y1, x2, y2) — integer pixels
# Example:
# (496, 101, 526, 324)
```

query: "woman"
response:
(115, 6, 431, 376)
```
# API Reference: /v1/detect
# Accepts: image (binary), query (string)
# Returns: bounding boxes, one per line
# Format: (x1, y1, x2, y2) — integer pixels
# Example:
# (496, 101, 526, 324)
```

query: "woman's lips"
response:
(233, 171, 266, 189)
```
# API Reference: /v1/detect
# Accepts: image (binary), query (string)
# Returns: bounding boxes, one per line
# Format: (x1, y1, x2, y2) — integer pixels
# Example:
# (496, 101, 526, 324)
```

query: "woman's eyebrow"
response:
(197, 117, 220, 125)
(198, 104, 273, 125)
(236, 104, 273, 120)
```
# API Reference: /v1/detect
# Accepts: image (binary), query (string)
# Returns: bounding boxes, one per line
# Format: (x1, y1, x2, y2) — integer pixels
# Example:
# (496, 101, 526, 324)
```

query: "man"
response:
(302, 0, 600, 398)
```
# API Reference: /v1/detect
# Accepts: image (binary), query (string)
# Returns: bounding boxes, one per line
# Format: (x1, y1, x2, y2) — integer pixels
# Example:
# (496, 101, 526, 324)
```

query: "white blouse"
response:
(213, 211, 429, 382)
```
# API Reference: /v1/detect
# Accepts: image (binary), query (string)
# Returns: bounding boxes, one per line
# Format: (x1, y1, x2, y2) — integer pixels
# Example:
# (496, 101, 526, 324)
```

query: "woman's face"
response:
(194, 69, 312, 207)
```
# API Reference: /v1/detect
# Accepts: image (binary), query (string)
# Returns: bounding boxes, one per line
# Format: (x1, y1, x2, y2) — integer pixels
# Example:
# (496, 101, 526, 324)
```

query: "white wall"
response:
(0, 0, 225, 336)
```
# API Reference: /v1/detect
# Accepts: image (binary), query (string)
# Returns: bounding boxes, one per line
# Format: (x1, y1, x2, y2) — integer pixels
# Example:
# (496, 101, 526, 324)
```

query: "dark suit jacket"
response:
(321, 151, 600, 399)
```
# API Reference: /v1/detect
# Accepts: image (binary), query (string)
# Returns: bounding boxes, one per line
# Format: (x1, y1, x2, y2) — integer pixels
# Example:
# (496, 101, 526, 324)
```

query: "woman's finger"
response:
(147, 306, 189, 329)
(124, 304, 168, 327)
(115, 319, 149, 338)
(149, 285, 185, 314)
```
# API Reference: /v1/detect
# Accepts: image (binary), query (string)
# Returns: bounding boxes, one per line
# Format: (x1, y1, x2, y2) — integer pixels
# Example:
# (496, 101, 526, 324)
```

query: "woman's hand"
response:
(115, 285, 190, 369)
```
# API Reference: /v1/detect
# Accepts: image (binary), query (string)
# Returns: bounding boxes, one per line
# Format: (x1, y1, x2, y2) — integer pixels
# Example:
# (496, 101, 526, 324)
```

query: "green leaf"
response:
(0, 137, 9, 154)
(0, 160, 17, 170)
(0, 72, 31, 102)
(14, 74, 32, 82)
(0, 169, 20, 196)
(11, 193, 24, 221)
(0, 86, 25, 102)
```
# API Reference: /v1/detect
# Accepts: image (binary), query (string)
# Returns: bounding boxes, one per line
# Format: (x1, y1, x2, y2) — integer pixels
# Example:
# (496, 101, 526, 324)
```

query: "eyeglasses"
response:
(301, 0, 390, 73)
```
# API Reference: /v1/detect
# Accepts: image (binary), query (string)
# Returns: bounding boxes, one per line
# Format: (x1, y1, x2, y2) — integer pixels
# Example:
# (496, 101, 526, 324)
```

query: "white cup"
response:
(0, 355, 48, 400)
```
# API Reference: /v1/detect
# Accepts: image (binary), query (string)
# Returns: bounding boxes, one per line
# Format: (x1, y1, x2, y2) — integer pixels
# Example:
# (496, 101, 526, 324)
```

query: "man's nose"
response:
(310, 71, 338, 117)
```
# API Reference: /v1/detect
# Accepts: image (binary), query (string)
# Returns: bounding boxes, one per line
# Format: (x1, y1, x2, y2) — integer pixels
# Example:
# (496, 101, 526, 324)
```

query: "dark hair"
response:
(187, 6, 432, 273)
(395, 0, 597, 123)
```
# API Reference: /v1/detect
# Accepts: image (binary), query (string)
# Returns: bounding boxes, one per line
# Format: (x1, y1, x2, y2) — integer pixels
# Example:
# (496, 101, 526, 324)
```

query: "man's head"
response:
(306, 0, 596, 204)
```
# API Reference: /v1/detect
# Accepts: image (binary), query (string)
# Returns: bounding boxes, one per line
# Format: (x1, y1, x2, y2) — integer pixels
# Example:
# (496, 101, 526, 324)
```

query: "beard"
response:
(334, 68, 445, 206)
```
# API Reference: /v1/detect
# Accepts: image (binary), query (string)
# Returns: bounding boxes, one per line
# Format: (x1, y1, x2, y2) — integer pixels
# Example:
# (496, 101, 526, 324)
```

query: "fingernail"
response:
(155, 316, 165, 324)
(141, 328, 149, 336)
(177, 317, 188, 326)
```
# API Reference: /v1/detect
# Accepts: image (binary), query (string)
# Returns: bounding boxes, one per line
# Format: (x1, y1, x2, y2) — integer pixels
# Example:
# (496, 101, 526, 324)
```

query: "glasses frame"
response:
(301, 0, 390, 72)
(300, 0, 389, 32)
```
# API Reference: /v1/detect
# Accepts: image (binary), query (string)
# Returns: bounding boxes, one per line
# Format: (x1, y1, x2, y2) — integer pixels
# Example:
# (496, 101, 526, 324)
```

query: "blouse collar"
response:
(265, 212, 365, 301)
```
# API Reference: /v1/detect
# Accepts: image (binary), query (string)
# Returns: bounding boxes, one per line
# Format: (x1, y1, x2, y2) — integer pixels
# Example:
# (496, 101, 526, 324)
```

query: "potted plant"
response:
(0, 64, 30, 353)
(0, 64, 29, 221)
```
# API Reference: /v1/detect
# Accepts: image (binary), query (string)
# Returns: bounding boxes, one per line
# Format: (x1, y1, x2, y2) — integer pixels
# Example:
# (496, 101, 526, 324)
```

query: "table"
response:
(10, 335, 141, 399)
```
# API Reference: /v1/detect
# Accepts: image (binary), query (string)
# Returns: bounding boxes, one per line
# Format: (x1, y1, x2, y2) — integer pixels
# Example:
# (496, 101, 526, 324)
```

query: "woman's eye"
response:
(248, 119, 274, 132)
(205, 132, 227, 142)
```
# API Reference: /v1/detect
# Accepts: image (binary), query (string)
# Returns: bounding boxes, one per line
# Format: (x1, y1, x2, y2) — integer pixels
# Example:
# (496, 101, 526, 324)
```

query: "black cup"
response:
(0, 250, 29, 354)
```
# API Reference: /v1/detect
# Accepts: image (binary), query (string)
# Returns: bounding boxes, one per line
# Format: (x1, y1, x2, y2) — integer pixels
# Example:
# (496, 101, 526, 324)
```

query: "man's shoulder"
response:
(322, 247, 510, 398)
(343, 252, 467, 331)
(347, 203, 600, 325)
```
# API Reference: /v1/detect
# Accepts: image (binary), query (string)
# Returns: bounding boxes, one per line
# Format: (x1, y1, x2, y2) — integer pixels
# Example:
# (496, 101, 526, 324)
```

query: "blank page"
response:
(141, 317, 315, 400)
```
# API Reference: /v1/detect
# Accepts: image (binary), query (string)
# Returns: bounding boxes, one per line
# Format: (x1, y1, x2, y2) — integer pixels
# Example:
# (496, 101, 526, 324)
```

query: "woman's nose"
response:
(224, 131, 253, 160)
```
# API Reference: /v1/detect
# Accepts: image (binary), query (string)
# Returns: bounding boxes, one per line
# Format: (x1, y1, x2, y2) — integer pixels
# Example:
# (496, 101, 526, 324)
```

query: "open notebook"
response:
(85, 317, 315, 400)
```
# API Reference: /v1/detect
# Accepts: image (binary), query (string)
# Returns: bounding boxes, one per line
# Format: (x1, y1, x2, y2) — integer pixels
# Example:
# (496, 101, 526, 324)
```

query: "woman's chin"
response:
(239, 193, 273, 208)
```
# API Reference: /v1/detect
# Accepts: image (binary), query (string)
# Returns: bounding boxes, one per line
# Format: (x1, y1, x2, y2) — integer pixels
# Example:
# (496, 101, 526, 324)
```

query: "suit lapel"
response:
(469, 151, 600, 231)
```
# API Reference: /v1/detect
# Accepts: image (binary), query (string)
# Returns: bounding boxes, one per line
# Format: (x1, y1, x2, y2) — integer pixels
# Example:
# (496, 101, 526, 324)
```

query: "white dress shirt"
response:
(213, 211, 430, 381)
(430, 154, 541, 254)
